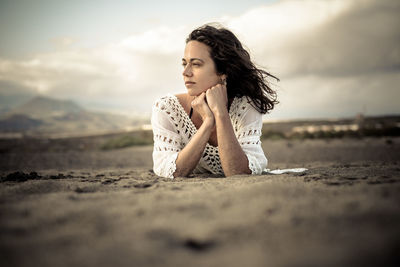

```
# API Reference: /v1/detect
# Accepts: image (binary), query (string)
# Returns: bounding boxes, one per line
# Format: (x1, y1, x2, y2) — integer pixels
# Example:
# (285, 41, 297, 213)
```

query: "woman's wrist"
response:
(202, 117, 215, 130)
(213, 107, 229, 119)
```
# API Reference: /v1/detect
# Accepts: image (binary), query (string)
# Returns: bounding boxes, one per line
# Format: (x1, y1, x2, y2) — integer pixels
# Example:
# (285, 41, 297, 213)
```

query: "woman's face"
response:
(182, 41, 223, 96)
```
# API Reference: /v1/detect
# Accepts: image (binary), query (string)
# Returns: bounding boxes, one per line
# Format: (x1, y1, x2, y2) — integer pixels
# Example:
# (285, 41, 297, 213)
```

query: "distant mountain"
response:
(7, 96, 83, 119)
(0, 96, 146, 136)
(0, 81, 36, 116)
(0, 114, 43, 132)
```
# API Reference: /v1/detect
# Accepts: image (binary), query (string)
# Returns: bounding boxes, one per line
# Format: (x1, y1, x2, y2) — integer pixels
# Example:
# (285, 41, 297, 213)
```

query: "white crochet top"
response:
(151, 94, 268, 178)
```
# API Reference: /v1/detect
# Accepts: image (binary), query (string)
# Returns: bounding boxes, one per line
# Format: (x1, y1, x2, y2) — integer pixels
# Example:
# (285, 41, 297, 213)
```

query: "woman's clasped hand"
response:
(191, 83, 228, 125)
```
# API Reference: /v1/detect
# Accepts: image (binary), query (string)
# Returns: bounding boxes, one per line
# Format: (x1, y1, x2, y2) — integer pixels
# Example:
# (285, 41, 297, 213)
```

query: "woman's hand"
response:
(206, 83, 228, 117)
(191, 92, 215, 127)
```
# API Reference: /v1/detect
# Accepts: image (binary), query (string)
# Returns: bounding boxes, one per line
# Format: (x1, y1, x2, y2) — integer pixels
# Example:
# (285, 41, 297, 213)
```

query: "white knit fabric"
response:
(151, 94, 268, 178)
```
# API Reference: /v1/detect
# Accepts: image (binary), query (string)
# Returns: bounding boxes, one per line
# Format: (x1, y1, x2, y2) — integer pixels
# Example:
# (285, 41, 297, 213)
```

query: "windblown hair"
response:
(186, 24, 279, 114)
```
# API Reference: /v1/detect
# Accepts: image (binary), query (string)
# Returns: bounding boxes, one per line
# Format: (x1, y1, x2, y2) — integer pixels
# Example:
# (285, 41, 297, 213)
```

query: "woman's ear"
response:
(219, 74, 227, 85)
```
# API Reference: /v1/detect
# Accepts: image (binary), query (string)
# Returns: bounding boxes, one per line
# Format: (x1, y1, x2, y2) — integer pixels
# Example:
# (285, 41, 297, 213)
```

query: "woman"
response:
(151, 24, 278, 178)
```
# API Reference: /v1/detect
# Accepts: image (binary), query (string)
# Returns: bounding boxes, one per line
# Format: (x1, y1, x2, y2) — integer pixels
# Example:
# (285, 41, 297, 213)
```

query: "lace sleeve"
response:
(151, 99, 182, 178)
(235, 103, 268, 174)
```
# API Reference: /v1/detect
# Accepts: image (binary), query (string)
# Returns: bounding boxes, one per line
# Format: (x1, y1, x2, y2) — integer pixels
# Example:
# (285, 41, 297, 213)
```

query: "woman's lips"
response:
(185, 81, 196, 87)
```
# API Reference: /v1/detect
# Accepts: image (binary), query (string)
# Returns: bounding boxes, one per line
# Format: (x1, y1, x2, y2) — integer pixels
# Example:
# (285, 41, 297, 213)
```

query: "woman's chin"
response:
(187, 88, 208, 97)
(187, 89, 201, 97)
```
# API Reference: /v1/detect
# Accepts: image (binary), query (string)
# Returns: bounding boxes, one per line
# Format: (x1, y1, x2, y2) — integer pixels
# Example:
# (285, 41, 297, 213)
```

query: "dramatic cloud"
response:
(228, 0, 400, 118)
(0, 0, 399, 118)
(264, 0, 400, 78)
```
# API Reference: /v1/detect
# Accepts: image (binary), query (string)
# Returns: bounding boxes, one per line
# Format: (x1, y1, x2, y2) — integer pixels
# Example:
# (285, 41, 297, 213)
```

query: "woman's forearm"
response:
(215, 111, 251, 176)
(173, 119, 214, 177)
(205, 84, 250, 176)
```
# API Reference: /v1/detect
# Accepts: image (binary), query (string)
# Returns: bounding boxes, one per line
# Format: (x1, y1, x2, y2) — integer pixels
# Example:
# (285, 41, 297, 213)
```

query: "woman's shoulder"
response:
(152, 93, 191, 121)
(229, 96, 263, 129)
(153, 93, 178, 109)
(231, 95, 260, 114)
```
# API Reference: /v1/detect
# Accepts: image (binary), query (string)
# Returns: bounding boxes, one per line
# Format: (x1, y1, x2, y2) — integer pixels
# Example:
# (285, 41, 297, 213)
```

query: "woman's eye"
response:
(181, 62, 201, 67)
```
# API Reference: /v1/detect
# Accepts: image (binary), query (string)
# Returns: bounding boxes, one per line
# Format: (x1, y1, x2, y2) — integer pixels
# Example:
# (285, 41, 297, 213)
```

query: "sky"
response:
(0, 0, 399, 120)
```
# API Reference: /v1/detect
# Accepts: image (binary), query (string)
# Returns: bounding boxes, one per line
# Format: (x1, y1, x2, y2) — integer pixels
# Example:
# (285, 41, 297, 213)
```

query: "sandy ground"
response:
(0, 137, 399, 267)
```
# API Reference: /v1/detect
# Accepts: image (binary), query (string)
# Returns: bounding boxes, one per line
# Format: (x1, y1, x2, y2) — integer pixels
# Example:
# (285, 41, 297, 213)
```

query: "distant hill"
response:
(0, 96, 146, 136)
(0, 81, 36, 116)
(7, 96, 83, 119)
(0, 114, 43, 132)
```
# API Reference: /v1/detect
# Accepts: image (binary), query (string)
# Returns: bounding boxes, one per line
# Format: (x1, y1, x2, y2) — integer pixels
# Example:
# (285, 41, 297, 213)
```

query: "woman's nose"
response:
(182, 64, 192, 77)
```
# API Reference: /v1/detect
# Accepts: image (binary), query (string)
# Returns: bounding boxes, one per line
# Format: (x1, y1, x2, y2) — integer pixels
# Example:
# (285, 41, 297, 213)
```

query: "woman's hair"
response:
(186, 24, 279, 114)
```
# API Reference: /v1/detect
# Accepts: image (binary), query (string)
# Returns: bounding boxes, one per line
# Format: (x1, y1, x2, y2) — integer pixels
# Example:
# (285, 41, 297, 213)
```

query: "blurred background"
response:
(0, 0, 399, 141)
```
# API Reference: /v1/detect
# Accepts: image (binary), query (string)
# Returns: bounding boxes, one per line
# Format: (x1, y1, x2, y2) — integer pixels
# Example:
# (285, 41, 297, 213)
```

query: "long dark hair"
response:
(186, 24, 279, 114)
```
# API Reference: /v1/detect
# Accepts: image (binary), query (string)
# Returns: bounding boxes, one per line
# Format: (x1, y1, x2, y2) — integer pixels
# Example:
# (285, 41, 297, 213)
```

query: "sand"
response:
(0, 137, 399, 267)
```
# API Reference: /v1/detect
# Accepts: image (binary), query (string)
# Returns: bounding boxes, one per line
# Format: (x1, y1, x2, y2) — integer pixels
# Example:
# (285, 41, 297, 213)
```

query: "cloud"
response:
(274, 71, 400, 118)
(224, 0, 400, 78)
(0, 0, 399, 118)
(50, 37, 76, 49)
(117, 25, 186, 54)
(271, 0, 400, 78)
(0, 25, 189, 110)
(225, 0, 400, 118)
(226, 0, 351, 49)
